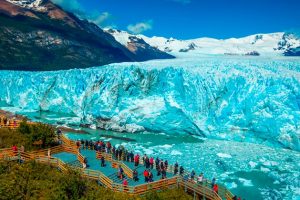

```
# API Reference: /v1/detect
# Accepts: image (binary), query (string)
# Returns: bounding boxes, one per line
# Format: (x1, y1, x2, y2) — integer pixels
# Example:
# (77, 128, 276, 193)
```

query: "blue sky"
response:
(53, 0, 300, 39)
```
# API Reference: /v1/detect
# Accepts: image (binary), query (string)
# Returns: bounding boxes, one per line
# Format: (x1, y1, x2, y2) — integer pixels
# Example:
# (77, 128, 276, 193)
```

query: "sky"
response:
(52, 0, 300, 40)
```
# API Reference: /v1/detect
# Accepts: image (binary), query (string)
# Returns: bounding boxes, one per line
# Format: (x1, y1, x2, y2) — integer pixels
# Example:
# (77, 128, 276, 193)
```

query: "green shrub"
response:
(0, 161, 192, 200)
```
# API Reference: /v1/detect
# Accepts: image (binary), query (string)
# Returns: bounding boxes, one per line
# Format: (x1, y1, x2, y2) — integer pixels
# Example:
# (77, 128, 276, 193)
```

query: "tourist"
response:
(12, 145, 18, 152)
(123, 178, 128, 186)
(106, 141, 112, 153)
(115, 149, 119, 160)
(133, 169, 139, 182)
(160, 160, 164, 170)
(130, 151, 134, 162)
(197, 173, 204, 184)
(20, 145, 25, 153)
(155, 157, 160, 168)
(148, 171, 153, 182)
(190, 170, 195, 181)
(124, 150, 129, 161)
(164, 160, 168, 169)
(179, 166, 184, 176)
(112, 146, 115, 155)
(118, 166, 124, 179)
(211, 178, 216, 189)
(76, 140, 80, 149)
(143, 154, 147, 166)
(80, 139, 84, 148)
(149, 157, 154, 169)
(156, 164, 161, 176)
(174, 161, 179, 168)
(174, 162, 179, 175)
(213, 184, 219, 194)
(143, 169, 149, 182)
(145, 156, 150, 169)
(83, 162, 87, 169)
(134, 154, 139, 166)
(84, 140, 88, 149)
(89, 140, 93, 150)
(118, 148, 123, 160)
(232, 196, 238, 200)
(101, 156, 105, 167)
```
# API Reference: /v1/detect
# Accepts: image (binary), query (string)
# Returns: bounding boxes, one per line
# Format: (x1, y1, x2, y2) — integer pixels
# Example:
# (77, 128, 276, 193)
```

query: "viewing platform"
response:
(0, 118, 234, 200)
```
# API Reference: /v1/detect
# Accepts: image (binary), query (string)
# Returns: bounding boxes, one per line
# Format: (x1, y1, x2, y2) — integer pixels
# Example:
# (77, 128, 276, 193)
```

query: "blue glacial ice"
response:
(0, 55, 300, 151)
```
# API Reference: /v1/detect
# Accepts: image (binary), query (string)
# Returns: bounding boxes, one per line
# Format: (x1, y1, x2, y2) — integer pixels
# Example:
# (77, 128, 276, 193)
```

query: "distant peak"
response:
(6, 0, 47, 11)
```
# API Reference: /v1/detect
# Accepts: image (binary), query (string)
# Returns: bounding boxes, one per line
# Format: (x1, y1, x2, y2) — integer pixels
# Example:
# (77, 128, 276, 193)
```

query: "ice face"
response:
(0, 56, 300, 151)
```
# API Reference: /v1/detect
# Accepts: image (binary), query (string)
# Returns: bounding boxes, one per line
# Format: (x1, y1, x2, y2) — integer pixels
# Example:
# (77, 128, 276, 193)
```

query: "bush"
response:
(0, 161, 192, 200)
(0, 120, 57, 150)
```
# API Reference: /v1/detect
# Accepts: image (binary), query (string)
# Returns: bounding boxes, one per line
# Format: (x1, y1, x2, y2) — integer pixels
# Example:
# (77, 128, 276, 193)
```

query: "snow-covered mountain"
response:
(6, 0, 46, 11)
(107, 29, 300, 57)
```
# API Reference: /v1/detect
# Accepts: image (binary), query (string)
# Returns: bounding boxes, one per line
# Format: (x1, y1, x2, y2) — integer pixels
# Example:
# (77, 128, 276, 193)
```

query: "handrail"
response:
(96, 151, 112, 162)
(77, 151, 85, 164)
(61, 134, 77, 147)
(178, 178, 222, 200)
(0, 135, 236, 198)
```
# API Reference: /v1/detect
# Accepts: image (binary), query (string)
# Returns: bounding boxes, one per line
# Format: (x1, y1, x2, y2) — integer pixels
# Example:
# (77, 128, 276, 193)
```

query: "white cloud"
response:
(127, 20, 153, 34)
(91, 12, 113, 26)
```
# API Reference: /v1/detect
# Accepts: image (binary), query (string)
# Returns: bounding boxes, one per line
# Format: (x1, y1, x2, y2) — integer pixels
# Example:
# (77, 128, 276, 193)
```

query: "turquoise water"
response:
(2, 109, 300, 200)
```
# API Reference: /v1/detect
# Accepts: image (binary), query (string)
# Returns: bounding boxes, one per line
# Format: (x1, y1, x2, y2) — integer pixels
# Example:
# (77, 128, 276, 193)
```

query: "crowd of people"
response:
(75, 139, 243, 199)
(0, 116, 18, 128)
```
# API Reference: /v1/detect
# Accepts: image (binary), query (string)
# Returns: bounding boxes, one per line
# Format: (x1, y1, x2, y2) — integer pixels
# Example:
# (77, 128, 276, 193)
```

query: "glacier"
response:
(1, 55, 300, 151)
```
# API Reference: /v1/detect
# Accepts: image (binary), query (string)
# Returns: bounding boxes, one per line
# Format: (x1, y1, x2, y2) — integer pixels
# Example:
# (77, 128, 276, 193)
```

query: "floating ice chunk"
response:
(125, 124, 145, 133)
(226, 182, 237, 189)
(157, 144, 173, 149)
(217, 153, 232, 158)
(171, 150, 182, 155)
(144, 149, 154, 155)
(261, 167, 271, 172)
(249, 161, 258, 168)
(90, 124, 96, 130)
(263, 161, 278, 167)
(238, 178, 254, 187)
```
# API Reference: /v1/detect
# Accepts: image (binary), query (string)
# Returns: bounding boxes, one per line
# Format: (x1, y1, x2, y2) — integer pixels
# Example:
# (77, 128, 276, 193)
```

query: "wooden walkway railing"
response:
(0, 118, 36, 129)
(0, 134, 234, 200)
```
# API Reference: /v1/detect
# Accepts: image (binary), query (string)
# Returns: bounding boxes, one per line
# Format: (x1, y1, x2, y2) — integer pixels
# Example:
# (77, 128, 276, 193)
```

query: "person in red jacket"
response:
(134, 154, 140, 166)
(12, 145, 18, 155)
(143, 169, 149, 182)
(123, 178, 128, 186)
(213, 184, 219, 194)
(149, 157, 154, 169)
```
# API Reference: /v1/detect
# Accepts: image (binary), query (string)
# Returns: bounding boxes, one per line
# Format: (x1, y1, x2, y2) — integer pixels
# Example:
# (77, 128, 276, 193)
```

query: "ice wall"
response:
(0, 57, 299, 150)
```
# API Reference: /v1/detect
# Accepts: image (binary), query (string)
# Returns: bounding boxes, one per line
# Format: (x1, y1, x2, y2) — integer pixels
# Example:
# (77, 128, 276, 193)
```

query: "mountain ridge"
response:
(108, 29, 300, 57)
(0, 0, 174, 71)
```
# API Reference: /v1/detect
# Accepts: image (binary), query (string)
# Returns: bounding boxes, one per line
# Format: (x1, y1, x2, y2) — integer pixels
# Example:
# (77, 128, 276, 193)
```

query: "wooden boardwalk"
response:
(0, 120, 234, 200)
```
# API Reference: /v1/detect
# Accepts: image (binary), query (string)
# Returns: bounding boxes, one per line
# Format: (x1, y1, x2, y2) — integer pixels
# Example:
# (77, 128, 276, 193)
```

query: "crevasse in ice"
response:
(1, 56, 300, 151)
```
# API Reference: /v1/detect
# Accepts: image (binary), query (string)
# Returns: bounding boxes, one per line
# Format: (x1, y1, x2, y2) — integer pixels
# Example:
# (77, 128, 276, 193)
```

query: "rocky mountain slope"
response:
(0, 0, 173, 71)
